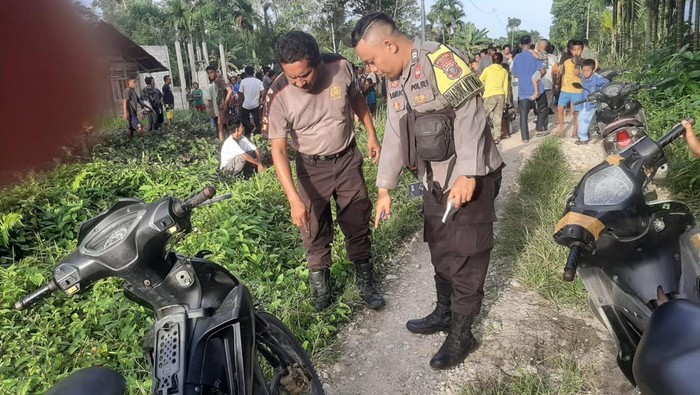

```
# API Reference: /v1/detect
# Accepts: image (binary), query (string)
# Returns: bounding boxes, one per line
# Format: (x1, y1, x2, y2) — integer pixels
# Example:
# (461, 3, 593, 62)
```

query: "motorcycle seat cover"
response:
(633, 299, 700, 395)
(45, 366, 126, 395)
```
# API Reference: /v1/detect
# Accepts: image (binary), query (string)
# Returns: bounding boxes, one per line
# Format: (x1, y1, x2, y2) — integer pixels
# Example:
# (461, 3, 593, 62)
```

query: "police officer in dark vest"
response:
(352, 13, 504, 369)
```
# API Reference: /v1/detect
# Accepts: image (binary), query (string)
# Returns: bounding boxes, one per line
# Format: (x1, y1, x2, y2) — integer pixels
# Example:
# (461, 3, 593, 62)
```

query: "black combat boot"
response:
(429, 312, 478, 370)
(353, 260, 386, 310)
(309, 269, 332, 311)
(406, 283, 452, 334)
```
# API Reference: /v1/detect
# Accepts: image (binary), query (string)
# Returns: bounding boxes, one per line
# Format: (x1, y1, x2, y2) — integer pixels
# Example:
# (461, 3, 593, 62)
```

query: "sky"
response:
(424, 0, 553, 39)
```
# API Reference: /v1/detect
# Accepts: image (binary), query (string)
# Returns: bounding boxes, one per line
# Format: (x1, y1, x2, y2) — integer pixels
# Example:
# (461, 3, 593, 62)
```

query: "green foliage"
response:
(497, 139, 587, 306)
(0, 114, 420, 393)
(636, 47, 700, 216)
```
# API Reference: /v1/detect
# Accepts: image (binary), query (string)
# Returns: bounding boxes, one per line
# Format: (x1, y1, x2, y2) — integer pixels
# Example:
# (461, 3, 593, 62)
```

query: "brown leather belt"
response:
(300, 140, 356, 161)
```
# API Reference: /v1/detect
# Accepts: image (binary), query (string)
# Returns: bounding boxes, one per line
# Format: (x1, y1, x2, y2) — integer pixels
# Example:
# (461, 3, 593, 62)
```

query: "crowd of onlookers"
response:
(473, 36, 603, 145)
(124, 35, 605, 177)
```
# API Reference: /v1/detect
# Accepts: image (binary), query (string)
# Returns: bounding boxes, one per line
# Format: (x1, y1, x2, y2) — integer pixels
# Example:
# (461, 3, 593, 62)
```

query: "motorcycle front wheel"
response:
(255, 312, 325, 395)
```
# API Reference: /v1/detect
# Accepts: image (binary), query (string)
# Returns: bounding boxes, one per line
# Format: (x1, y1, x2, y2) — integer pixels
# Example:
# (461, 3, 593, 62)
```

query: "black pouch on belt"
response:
(412, 107, 456, 162)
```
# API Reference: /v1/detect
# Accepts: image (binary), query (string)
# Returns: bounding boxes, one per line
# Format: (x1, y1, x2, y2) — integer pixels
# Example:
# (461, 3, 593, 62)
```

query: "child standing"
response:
(557, 40, 584, 137)
(575, 59, 609, 145)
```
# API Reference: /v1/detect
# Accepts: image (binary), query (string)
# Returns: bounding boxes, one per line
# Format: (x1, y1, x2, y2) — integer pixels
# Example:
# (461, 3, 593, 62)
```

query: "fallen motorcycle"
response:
(16, 186, 324, 395)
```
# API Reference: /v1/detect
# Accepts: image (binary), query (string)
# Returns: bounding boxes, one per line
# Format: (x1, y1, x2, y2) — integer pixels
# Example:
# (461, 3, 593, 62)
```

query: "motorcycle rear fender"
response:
(602, 117, 646, 136)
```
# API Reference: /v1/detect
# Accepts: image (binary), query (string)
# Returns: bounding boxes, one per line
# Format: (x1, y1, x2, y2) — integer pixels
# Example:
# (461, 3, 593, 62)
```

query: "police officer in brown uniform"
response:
(263, 31, 385, 311)
(352, 13, 504, 369)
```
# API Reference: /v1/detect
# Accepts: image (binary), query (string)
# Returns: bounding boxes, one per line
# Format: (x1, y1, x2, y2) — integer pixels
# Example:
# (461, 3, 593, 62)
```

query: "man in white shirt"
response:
(238, 66, 265, 136)
(220, 119, 265, 178)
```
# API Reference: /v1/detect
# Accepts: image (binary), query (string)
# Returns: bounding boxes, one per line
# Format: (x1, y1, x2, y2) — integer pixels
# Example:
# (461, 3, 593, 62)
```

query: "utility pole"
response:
(420, 0, 426, 42)
(586, 1, 591, 40)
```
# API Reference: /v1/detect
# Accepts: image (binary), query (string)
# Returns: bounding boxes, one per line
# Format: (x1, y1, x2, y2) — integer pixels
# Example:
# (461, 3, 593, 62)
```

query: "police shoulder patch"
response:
(427, 44, 484, 108)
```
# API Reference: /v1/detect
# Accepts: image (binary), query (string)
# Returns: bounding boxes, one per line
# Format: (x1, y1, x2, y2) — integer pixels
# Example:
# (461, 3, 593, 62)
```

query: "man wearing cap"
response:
(263, 31, 385, 312)
(352, 12, 504, 369)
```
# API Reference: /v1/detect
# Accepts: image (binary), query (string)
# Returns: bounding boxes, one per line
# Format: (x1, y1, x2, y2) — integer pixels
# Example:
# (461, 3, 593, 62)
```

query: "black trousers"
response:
(240, 106, 260, 136)
(422, 169, 502, 316)
(294, 146, 372, 270)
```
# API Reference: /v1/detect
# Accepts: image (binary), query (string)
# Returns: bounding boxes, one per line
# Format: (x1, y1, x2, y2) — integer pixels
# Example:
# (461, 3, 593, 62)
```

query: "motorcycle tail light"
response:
(617, 130, 632, 147)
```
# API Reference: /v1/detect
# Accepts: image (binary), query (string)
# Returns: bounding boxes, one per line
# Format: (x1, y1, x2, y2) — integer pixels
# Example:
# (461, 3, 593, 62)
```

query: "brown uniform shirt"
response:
(263, 54, 358, 156)
(378, 39, 504, 191)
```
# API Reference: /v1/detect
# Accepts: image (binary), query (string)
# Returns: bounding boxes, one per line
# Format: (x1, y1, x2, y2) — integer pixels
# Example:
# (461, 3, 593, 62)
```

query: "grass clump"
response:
(496, 138, 587, 306)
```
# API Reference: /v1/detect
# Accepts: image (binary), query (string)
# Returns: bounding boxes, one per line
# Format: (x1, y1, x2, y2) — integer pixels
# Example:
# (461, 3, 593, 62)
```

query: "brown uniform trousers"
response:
(423, 168, 502, 317)
(294, 142, 373, 270)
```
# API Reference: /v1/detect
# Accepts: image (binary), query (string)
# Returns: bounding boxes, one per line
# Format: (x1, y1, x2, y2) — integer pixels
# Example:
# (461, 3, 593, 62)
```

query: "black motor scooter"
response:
(553, 118, 700, 388)
(573, 80, 650, 154)
(15, 186, 324, 395)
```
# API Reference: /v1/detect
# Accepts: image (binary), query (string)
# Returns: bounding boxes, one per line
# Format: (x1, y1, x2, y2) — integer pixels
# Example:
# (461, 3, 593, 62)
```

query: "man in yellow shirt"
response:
(479, 52, 509, 144)
(557, 40, 584, 137)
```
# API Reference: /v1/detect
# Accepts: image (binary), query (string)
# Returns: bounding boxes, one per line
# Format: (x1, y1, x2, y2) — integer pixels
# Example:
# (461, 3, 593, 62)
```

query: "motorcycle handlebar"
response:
(657, 117, 696, 148)
(173, 186, 216, 217)
(563, 245, 582, 282)
(573, 98, 588, 105)
(15, 280, 58, 311)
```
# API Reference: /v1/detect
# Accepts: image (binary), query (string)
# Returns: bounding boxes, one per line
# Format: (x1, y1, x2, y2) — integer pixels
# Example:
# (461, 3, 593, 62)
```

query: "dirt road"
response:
(320, 121, 634, 394)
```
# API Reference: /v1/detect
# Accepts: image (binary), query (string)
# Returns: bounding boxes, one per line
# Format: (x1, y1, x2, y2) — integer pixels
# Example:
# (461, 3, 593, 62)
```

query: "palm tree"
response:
(450, 22, 489, 56)
(427, 0, 466, 43)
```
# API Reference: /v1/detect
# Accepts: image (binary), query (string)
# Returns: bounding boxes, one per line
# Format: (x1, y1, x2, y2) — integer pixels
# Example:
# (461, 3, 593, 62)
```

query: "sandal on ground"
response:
(575, 140, 589, 145)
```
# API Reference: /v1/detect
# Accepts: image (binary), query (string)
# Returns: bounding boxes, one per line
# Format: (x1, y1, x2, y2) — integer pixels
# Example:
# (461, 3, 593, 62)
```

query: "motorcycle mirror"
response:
(572, 82, 583, 89)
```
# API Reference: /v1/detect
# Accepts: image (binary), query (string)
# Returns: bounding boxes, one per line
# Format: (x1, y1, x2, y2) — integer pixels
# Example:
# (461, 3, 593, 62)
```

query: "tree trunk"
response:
(617, 0, 624, 54)
(646, 0, 654, 45)
(677, 0, 686, 50)
(695, 0, 700, 48)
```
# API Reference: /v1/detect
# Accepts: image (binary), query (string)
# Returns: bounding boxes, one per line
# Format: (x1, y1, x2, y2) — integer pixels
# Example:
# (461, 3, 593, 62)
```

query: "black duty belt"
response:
(300, 140, 356, 161)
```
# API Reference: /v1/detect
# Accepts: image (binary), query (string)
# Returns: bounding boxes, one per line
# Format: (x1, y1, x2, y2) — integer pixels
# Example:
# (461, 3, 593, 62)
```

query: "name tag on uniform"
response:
(408, 182, 425, 198)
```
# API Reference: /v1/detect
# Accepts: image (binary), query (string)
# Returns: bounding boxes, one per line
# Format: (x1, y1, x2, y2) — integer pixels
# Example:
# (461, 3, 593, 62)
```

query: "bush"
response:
(0, 113, 420, 393)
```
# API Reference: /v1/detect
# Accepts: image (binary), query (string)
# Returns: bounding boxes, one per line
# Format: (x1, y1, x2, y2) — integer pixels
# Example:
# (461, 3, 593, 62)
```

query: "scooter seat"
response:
(45, 366, 125, 395)
(633, 299, 700, 395)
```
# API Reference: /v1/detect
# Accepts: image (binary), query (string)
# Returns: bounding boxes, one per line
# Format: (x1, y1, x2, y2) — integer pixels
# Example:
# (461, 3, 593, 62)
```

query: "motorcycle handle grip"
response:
(15, 281, 58, 311)
(173, 186, 216, 216)
(657, 117, 696, 148)
(563, 245, 582, 282)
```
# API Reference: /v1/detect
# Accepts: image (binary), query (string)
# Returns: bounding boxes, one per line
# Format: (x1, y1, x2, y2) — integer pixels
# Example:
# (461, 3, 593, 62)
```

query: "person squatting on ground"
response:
(479, 52, 509, 144)
(220, 119, 265, 178)
(263, 31, 385, 312)
(557, 40, 584, 137)
(352, 12, 504, 370)
(122, 77, 153, 139)
(575, 59, 609, 145)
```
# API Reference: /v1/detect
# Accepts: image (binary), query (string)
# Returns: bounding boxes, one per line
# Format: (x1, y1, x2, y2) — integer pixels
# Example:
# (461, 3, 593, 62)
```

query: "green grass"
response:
(496, 138, 587, 306)
(0, 111, 420, 394)
(460, 356, 591, 395)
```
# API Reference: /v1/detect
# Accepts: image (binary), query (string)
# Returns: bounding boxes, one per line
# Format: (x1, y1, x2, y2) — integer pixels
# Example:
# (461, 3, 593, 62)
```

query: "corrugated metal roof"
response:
(91, 21, 168, 73)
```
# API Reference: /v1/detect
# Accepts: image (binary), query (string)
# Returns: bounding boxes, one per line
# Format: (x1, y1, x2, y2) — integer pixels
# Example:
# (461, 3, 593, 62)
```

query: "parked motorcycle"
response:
(553, 118, 700, 388)
(15, 186, 324, 395)
(573, 80, 650, 155)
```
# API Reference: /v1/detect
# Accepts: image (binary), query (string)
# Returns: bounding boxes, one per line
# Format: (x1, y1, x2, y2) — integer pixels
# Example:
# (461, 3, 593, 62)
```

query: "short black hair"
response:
(144, 76, 153, 85)
(582, 58, 596, 68)
(351, 12, 398, 47)
(245, 66, 254, 76)
(503, 44, 511, 50)
(193, 82, 199, 88)
(229, 119, 242, 131)
(267, 70, 276, 78)
(206, 64, 217, 72)
(275, 31, 322, 67)
(571, 40, 584, 48)
(520, 35, 532, 46)
(262, 65, 271, 73)
(480, 49, 488, 55)
(492, 52, 504, 64)
(163, 75, 170, 82)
